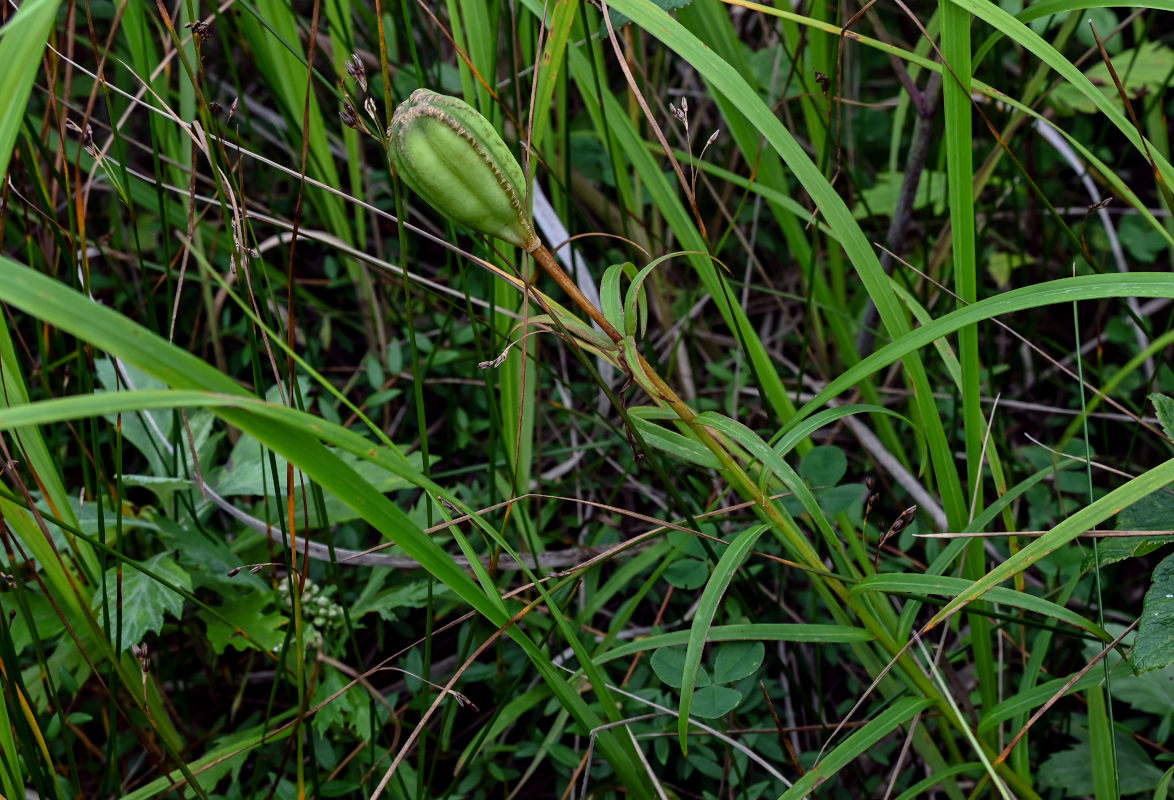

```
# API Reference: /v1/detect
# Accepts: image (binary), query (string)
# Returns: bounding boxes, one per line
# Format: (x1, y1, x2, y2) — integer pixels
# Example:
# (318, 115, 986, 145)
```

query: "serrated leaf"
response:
(350, 574, 449, 624)
(154, 515, 267, 593)
(1038, 726, 1163, 797)
(1084, 475, 1174, 572)
(214, 438, 426, 526)
(690, 685, 742, 719)
(201, 590, 288, 654)
(650, 646, 711, 689)
(1051, 41, 1174, 115)
(1082, 536, 1174, 572)
(711, 641, 764, 684)
(92, 553, 192, 650)
(1112, 661, 1174, 718)
(1132, 552, 1174, 673)
(1151, 393, 1174, 442)
(313, 666, 373, 740)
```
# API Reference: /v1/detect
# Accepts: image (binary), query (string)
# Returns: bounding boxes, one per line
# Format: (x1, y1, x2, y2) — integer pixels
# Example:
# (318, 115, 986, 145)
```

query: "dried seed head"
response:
(340, 101, 359, 130)
(886, 505, 918, 538)
(132, 643, 150, 671)
(346, 53, 367, 93)
(186, 19, 211, 43)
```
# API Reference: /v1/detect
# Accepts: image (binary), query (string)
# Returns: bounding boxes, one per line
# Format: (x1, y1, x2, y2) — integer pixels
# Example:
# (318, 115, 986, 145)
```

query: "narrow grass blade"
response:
(597, 623, 874, 664)
(777, 697, 936, 800)
(853, 574, 1111, 640)
(1088, 684, 1121, 800)
(0, 0, 61, 179)
(678, 524, 768, 753)
(0, 255, 657, 793)
(786, 273, 1174, 435)
(926, 457, 1174, 630)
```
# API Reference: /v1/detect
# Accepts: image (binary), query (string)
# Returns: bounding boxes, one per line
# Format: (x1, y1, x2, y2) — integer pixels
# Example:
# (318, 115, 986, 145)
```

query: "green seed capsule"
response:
(388, 89, 538, 251)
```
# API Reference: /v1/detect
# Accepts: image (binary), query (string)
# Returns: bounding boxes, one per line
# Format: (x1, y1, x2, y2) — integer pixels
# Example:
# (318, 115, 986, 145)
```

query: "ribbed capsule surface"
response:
(388, 89, 537, 251)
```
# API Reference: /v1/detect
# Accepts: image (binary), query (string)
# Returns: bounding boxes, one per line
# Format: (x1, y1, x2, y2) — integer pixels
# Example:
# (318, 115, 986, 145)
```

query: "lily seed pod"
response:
(388, 89, 538, 251)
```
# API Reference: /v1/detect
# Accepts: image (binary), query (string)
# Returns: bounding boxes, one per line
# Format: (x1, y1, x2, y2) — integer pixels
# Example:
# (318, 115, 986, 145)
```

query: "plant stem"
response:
(527, 238, 1045, 799)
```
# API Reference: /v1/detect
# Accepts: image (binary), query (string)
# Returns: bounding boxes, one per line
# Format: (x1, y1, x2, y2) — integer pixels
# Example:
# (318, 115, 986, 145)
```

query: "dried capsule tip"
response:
(346, 53, 367, 93)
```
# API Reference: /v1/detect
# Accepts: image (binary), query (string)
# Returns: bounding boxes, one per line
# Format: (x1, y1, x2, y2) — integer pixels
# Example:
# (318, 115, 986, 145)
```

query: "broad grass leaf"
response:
(600, 263, 628, 334)
(1133, 553, 1174, 673)
(677, 524, 765, 752)
(93, 553, 192, 651)
(628, 412, 722, 470)
(0, 0, 61, 181)
(1086, 685, 1115, 800)
(854, 573, 1110, 639)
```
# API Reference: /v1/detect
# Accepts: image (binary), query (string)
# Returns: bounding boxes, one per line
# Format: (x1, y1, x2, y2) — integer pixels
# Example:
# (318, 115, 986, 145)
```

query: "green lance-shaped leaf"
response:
(388, 89, 538, 251)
